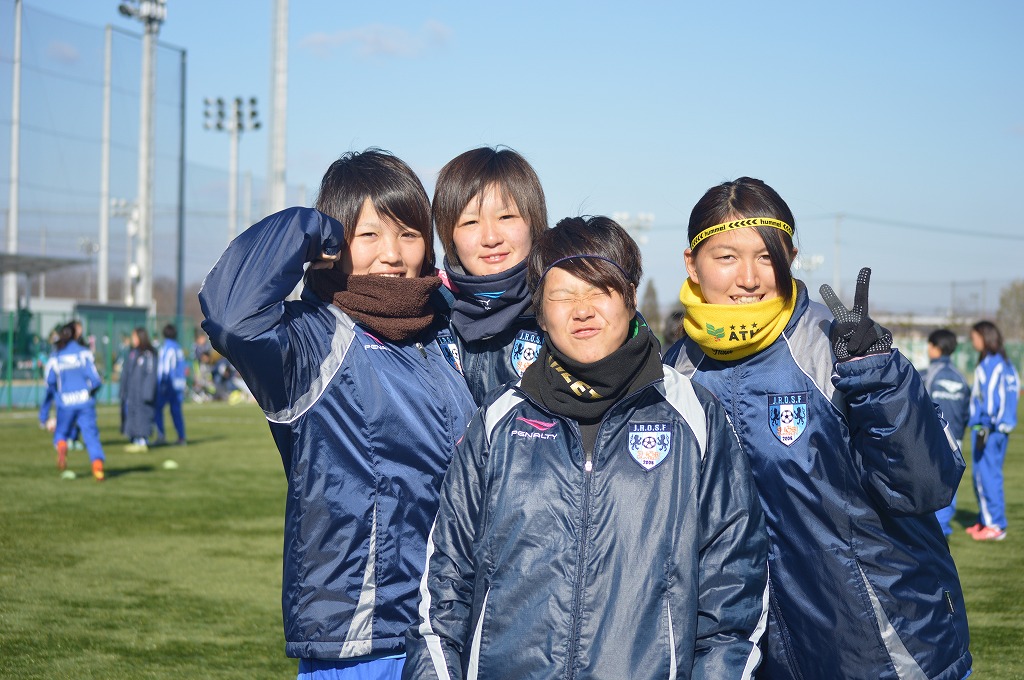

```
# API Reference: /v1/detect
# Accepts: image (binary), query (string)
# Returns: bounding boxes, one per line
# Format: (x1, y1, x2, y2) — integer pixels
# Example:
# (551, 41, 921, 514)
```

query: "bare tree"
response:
(639, 280, 663, 341)
(996, 279, 1024, 340)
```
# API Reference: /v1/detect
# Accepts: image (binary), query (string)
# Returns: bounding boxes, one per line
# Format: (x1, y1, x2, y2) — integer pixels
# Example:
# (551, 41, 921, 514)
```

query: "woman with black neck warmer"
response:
(199, 149, 476, 680)
(404, 216, 769, 680)
(664, 178, 971, 680)
(433, 146, 548, 405)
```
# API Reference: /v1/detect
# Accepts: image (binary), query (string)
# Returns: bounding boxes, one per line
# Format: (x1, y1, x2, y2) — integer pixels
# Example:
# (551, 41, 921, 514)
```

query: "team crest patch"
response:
(436, 329, 463, 374)
(628, 423, 671, 470)
(510, 330, 543, 376)
(768, 392, 808, 446)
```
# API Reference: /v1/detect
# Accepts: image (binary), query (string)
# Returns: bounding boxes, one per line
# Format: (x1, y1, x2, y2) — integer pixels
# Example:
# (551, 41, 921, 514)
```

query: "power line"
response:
(641, 213, 1023, 242)
(801, 213, 1024, 242)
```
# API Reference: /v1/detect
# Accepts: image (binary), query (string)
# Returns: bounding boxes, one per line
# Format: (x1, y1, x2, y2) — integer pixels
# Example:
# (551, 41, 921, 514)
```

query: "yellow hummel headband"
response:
(689, 217, 793, 250)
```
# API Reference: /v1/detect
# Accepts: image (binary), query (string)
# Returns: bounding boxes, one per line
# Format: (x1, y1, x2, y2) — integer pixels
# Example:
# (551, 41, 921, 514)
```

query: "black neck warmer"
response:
(520, 317, 663, 454)
(445, 259, 534, 342)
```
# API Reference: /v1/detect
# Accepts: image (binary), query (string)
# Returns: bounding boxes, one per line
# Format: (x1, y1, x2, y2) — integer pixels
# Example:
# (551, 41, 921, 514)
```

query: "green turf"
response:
(0, 400, 1022, 678)
(0, 401, 293, 679)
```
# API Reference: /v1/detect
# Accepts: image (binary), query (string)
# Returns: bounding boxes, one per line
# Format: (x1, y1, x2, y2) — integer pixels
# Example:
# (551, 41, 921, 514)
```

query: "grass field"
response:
(1, 400, 1022, 679)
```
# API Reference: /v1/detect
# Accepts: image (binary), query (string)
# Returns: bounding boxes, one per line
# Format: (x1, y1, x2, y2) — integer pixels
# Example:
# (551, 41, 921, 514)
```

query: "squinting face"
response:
(342, 198, 425, 278)
(684, 226, 793, 305)
(538, 267, 632, 365)
(452, 184, 532, 276)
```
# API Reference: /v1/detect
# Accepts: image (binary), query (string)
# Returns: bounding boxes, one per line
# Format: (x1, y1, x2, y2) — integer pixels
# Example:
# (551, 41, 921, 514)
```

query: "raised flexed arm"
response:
(819, 267, 892, 361)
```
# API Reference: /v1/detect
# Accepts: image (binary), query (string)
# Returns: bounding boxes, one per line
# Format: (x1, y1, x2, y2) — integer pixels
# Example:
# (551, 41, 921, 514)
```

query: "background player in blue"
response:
(924, 329, 971, 537)
(664, 177, 970, 680)
(200, 149, 475, 680)
(41, 322, 106, 481)
(432, 146, 549, 405)
(965, 320, 1020, 541)
(155, 323, 187, 445)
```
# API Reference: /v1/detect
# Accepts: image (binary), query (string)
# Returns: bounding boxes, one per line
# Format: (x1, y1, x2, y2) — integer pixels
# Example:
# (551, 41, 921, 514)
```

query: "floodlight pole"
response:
(111, 198, 139, 305)
(204, 97, 261, 244)
(4, 0, 23, 313)
(267, 0, 289, 214)
(119, 0, 167, 311)
(98, 24, 113, 303)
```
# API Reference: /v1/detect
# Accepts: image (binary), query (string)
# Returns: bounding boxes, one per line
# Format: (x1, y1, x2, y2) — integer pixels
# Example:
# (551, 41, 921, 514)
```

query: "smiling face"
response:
(341, 198, 426, 278)
(452, 184, 533, 276)
(683, 226, 795, 304)
(537, 266, 632, 365)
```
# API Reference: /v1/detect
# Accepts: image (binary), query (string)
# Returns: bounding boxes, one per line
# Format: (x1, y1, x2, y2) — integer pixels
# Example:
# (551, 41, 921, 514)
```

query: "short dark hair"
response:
(163, 323, 177, 340)
(55, 322, 77, 351)
(971, 320, 1006, 360)
(687, 177, 797, 301)
(433, 146, 548, 269)
(313, 148, 434, 273)
(927, 329, 957, 356)
(527, 216, 642, 323)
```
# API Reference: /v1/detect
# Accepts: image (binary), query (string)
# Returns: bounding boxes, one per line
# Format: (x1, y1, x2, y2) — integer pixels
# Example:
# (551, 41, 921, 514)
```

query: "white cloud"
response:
(298, 21, 452, 59)
(47, 40, 80, 65)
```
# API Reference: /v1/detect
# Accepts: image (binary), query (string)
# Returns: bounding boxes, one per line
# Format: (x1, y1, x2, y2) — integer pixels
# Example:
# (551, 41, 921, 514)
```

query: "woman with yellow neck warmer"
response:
(664, 177, 971, 680)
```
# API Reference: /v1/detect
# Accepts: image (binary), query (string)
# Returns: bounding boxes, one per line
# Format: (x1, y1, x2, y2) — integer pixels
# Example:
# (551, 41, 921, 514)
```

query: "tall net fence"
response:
(0, 1, 305, 315)
(0, 3, 183, 292)
(1, 2, 304, 404)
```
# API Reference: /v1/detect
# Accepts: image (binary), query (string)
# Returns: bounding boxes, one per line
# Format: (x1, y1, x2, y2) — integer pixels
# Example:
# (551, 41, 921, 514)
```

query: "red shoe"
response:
(965, 523, 983, 535)
(56, 440, 68, 471)
(92, 459, 105, 482)
(972, 525, 1006, 541)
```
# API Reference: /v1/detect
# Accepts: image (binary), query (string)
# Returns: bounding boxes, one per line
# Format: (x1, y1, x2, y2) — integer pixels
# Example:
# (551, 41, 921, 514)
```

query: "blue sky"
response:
(9, 0, 1024, 317)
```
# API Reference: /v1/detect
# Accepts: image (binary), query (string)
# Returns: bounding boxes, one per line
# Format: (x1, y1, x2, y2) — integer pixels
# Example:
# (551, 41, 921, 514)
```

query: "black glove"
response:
(973, 425, 988, 451)
(819, 267, 892, 361)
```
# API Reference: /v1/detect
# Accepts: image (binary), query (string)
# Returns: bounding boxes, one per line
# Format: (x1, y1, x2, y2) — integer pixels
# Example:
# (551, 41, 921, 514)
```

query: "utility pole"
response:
(205, 97, 261, 243)
(118, 0, 166, 310)
(833, 213, 843, 298)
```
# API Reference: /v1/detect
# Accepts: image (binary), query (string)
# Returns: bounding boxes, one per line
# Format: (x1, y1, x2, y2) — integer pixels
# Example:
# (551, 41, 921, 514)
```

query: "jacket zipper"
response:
(414, 340, 454, 445)
(566, 440, 593, 680)
(512, 379, 663, 679)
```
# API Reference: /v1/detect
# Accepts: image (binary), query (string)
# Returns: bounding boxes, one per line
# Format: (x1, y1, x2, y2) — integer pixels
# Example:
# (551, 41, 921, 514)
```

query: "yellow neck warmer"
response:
(679, 278, 796, 361)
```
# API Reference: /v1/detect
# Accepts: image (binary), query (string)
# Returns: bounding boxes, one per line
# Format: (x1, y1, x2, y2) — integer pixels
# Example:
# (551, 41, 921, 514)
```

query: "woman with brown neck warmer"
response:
(199, 149, 476, 680)
(404, 216, 768, 680)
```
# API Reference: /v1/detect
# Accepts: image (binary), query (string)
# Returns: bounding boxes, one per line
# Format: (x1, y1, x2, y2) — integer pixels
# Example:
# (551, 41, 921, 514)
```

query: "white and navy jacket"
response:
(924, 356, 970, 441)
(665, 284, 971, 680)
(42, 340, 102, 410)
(157, 337, 187, 393)
(968, 353, 1019, 435)
(199, 208, 476, 661)
(403, 368, 769, 679)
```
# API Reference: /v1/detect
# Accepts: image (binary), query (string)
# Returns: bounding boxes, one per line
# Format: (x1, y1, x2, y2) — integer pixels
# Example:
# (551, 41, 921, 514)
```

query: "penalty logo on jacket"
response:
(510, 330, 543, 376)
(768, 392, 808, 446)
(628, 423, 671, 470)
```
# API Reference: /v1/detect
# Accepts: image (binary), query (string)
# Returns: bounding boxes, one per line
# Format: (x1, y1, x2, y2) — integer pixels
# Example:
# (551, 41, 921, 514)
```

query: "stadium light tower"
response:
(118, 0, 166, 310)
(205, 97, 261, 243)
(612, 212, 654, 245)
